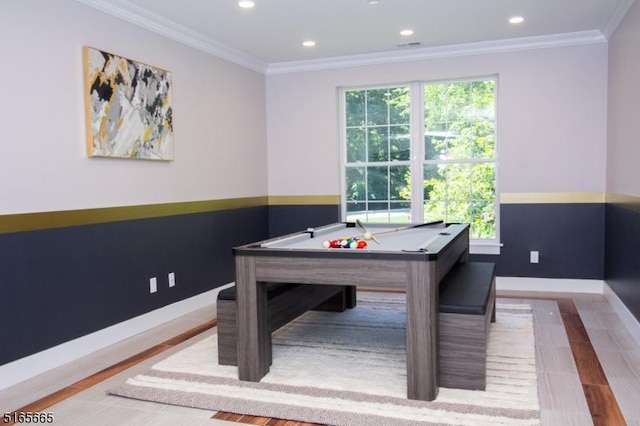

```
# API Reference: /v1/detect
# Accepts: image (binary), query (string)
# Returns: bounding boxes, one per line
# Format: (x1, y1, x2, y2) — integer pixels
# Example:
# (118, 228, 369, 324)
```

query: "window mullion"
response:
(342, 78, 498, 246)
(410, 82, 424, 223)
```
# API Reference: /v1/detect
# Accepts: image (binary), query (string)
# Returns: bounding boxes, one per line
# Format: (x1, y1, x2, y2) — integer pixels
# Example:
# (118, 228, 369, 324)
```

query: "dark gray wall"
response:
(0, 206, 268, 365)
(605, 203, 640, 322)
(268, 205, 340, 237)
(473, 203, 605, 279)
(269, 203, 606, 280)
(271, 201, 640, 321)
(3, 200, 636, 367)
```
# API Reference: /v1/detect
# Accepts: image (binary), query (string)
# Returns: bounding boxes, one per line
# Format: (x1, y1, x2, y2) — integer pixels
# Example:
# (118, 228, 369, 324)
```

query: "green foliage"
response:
(344, 80, 496, 238)
(345, 87, 412, 221)
(423, 80, 496, 238)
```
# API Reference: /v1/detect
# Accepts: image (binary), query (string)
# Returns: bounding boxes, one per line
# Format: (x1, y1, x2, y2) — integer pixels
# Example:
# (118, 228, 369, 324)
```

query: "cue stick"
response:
(355, 220, 445, 241)
(371, 220, 445, 237)
(355, 219, 380, 243)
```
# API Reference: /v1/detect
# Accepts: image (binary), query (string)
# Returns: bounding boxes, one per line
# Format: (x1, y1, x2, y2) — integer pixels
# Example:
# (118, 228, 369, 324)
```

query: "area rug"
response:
(110, 293, 539, 425)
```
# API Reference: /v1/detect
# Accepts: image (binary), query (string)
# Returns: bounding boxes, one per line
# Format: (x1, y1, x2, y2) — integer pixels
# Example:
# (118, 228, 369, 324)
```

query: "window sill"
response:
(470, 241, 502, 255)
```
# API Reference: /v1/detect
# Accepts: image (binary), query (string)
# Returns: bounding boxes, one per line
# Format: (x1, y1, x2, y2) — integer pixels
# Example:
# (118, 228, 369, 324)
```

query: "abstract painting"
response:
(83, 46, 174, 160)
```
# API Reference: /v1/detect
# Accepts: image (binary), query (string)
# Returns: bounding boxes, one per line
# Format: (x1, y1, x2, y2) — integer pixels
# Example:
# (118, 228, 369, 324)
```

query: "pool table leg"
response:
(405, 260, 438, 401)
(235, 255, 271, 382)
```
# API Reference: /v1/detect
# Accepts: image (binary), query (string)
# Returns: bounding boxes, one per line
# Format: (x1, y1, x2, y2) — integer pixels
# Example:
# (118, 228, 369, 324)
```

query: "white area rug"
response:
(110, 293, 540, 425)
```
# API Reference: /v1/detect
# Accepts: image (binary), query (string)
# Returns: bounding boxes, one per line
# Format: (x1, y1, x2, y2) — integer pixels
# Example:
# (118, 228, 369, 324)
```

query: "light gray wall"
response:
(604, 0, 640, 326)
(607, 0, 640, 198)
(0, 0, 268, 215)
(266, 44, 609, 198)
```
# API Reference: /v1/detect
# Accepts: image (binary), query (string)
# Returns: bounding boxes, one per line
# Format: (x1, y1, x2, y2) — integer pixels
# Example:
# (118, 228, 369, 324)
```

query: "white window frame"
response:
(339, 77, 501, 255)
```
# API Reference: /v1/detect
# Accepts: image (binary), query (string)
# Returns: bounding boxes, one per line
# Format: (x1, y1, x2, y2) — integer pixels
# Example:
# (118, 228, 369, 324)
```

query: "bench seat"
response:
(216, 262, 496, 392)
(438, 261, 496, 391)
(217, 283, 356, 366)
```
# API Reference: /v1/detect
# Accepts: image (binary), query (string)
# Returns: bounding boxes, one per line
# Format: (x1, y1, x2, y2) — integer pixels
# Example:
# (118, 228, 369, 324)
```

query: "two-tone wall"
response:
(0, 0, 268, 381)
(2, 0, 639, 390)
(267, 195, 607, 281)
(0, 201, 269, 367)
(266, 43, 609, 281)
(606, 1, 640, 322)
(266, 26, 640, 322)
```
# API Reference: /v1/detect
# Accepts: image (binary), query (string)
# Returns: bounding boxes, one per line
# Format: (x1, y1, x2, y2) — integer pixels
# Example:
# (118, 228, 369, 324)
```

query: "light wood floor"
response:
(2, 289, 640, 426)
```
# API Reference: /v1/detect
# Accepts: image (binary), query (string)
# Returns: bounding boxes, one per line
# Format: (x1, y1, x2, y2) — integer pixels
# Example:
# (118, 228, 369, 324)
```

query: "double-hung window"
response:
(341, 77, 498, 253)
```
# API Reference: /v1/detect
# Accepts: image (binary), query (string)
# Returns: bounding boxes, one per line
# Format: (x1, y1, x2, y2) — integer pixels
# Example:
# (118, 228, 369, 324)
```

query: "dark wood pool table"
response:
(232, 221, 470, 401)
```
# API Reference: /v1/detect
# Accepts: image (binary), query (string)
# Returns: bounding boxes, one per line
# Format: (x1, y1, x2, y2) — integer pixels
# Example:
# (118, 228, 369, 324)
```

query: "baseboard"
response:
(603, 281, 640, 347)
(0, 283, 233, 391)
(496, 276, 605, 293)
(3, 278, 633, 391)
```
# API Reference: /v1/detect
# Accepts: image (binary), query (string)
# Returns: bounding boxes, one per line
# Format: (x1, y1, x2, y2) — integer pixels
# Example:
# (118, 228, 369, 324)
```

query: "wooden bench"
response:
(216, 283, 356, 366)
(438, 261, 496, 391)
(216, 262, 496, 391)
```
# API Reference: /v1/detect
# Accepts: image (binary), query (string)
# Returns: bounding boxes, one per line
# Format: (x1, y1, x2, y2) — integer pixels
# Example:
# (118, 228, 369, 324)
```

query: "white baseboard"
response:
(496, 276, 605, 293)
(3, 278, 637, 391)
(603, 281, 640, 347)
(497, 277, 640, 346)
(0, 283, 233, 391)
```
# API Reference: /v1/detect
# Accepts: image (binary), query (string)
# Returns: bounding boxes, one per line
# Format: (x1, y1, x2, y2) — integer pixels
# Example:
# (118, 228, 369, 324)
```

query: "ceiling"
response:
(78, 0, 634, 74)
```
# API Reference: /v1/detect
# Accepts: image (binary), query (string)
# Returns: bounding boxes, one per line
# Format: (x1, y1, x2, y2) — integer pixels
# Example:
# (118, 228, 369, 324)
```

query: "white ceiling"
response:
(78, 0, 634, 74)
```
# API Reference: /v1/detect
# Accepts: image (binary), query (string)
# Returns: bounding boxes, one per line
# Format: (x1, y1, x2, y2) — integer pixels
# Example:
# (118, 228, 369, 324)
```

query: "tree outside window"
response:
(342, 78, 497, 240)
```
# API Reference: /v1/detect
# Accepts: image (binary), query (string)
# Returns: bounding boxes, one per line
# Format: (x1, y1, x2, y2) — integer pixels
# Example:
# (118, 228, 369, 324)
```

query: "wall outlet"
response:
(530, 251, 539, 264)
(168, 272, 176, 287)
(150, 277, 157, 293)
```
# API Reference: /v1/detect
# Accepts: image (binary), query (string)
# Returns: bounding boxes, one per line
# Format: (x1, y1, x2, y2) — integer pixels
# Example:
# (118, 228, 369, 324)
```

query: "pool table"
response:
(232, 221, 470, 401)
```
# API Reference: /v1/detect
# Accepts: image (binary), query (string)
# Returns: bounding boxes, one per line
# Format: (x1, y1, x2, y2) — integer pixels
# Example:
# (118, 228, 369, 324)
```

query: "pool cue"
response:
(358, 220, 445, 240)
(374, 220, 445, 236)
(355, 219, 380, 243)
(367, 224, 414, 237)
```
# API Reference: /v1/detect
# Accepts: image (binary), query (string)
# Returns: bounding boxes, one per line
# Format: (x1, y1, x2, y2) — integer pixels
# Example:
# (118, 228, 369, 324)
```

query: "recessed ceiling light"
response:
(367, 0, 380, 5)
(238, 1, 255, 9)
(400, 29, 414, 36)
(509, 16, 524, 24)
(302, 40, 316, 47)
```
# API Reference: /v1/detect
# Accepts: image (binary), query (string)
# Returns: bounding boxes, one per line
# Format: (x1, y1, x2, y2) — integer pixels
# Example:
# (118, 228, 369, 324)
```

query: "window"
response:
(344, 87, 412, 223)
(341, 78, 498, 250)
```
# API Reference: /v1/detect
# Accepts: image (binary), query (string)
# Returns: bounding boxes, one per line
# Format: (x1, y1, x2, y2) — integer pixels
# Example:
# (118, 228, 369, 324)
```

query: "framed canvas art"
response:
(83, 46, 174, 160)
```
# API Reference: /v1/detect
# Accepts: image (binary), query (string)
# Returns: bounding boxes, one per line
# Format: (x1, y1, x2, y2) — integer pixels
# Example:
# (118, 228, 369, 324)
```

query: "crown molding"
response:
(266, 30, 607, 75)
(601, 0, 636, 39)
(75, 0, 268, 73)
(76, 0, 608, 76)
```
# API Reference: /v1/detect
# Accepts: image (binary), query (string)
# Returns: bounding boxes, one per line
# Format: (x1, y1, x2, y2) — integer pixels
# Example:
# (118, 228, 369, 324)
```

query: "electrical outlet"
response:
(150, 277, 157, 293)
(168, 272, 176, 287)
(530, 251, 539, 264)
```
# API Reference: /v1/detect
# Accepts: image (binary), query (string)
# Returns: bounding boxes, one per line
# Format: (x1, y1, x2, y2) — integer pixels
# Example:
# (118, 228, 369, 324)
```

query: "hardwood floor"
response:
(216, 295, 630, 426)
(557, 299, 626, 425)
(1, 290, 639, 425)
(3, 319, 218, 424)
